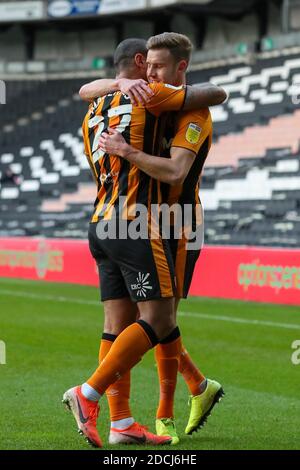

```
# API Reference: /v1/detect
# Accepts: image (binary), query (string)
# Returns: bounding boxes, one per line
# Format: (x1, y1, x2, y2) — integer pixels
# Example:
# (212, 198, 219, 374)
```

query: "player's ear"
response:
(178, 59, 188, 73)
(135, 53, 146, 68)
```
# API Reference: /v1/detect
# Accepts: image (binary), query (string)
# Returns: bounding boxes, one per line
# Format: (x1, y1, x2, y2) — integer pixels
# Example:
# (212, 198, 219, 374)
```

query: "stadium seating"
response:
(189, 54, 300, 138)
(202, 146, 300, 246)
(0, 78, 93, 238)
(0, 51, 300, 246)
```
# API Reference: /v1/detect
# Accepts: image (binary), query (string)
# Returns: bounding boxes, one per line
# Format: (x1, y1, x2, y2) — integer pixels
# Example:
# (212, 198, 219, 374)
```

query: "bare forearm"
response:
(79, 79, 120, 101)
(185, 83, 227, 109)
(121, 144, 179, 185)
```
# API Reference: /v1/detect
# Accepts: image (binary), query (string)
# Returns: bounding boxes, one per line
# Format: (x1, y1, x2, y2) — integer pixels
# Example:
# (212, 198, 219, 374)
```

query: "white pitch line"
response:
(179, 311, 300, 331)
(0, 288, 100, 306)
(1, 288, 300, 331)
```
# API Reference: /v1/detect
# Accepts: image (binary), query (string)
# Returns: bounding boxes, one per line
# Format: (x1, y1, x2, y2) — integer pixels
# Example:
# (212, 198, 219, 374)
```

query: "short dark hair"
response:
(114, 38, 147, 71)
(147, 32, 193, 63)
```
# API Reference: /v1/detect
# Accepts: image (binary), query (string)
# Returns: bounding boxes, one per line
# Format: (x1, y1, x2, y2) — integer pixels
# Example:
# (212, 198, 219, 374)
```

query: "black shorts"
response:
(169, 237, 201, 298)
(88, 221, 176, 302)
(168, 224, 202, 299)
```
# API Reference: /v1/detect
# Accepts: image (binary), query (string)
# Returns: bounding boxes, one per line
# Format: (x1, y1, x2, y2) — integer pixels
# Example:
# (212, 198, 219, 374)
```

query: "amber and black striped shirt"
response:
(82, 82, 186, 222)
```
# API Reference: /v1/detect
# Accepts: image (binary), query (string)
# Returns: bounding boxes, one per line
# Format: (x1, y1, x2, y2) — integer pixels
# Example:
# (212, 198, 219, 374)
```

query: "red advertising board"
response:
(0, 237, 97, 285)
(189, 246, 300, 306)
(0, 237, 299, 305)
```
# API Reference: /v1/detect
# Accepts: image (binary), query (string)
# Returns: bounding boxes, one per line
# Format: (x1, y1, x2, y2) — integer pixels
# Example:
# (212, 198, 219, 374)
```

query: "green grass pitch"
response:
(0, 277, 299, 450)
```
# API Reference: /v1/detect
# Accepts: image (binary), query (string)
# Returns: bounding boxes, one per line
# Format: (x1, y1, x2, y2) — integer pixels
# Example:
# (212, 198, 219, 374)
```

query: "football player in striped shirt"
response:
(63, 38, 225, 448)
(96, 33, 226, 444)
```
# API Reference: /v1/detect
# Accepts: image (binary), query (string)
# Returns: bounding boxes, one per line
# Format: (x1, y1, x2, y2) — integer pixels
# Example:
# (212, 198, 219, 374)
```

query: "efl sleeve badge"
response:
(185, 123, 202, 144)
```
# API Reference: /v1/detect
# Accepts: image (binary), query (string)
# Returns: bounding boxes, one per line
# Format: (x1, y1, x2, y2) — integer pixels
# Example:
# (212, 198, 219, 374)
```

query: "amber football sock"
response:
(87, 320, 157, 395)
(179, 346, 206, 396)
(155, 327, 182, 419)
(99, 333, 132, 422)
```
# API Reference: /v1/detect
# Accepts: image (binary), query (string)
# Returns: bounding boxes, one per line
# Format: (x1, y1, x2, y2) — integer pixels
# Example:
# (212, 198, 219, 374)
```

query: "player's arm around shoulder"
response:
(79, 78, 153, 104)
(79, 79, 120, 101)
(184, 83, 227, 110)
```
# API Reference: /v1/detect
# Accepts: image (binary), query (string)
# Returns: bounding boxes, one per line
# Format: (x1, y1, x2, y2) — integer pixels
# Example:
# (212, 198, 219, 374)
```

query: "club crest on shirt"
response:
(185, 123, 201, 144)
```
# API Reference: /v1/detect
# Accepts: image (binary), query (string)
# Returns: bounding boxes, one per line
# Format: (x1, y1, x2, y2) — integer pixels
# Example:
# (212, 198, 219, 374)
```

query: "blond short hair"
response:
(147, 32, 193, 63)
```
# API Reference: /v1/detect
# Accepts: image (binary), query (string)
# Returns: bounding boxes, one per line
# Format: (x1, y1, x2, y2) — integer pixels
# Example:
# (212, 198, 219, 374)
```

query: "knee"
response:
(103, 321, 128, 336)
(104, 316, 135, 336)
(157, 320, 176, 341)
(140, 316, 175, 342)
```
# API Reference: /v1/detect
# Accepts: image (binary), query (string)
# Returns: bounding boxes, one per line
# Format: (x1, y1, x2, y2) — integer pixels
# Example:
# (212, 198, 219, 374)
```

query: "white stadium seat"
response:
(270, 81, 289, 92)
(41, 173, 60, 184)
(10, 163, 22, 174)
(275, 159, 299, 172)
(29, 157, 44, 170)
(21, 180, 40, 192)
(210, 106, 228, 122)
(32, 169, 47, 179)
(62, 167, 80, 177)
(49, 149, 64, 162)
(40, 140, 55, 150)
(1, 187, 19, 199)
(20, 147, 34, 157)
(1, 153, 14, 164)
